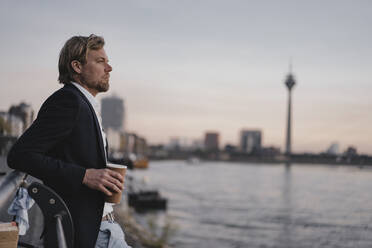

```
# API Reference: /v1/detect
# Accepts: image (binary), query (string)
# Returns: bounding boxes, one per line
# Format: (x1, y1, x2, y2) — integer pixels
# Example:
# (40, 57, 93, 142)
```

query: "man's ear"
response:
(71, 60, 82, 74)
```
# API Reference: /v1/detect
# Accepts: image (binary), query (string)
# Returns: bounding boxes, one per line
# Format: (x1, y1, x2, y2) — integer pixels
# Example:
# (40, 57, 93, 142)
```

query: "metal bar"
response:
(55, 214, 68, 248)
(28, 182, 74, 248)
(0, 170, 26, 208)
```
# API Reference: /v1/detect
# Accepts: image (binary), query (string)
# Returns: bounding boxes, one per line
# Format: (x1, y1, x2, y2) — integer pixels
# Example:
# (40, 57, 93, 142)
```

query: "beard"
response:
(81, 75, 110, 93)
(94, 79, 110, 92)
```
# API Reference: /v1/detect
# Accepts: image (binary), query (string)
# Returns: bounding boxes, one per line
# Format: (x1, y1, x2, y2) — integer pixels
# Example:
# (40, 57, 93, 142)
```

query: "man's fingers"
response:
(103, 179, 122, 193)
(106, 169, 124, 183)
(107, 177, 123, 190)
(104, 169, 124, 188)
(99, 184, 112, 196)
(83, 168, 124, 195)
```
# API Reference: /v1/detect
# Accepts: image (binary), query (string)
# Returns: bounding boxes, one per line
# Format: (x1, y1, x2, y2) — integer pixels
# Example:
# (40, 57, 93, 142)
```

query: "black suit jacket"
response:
(8, 83, 107, 248)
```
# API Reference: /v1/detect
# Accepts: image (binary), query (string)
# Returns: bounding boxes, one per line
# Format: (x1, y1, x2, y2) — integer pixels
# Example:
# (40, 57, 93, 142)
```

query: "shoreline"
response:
(149, 157, 372, 167)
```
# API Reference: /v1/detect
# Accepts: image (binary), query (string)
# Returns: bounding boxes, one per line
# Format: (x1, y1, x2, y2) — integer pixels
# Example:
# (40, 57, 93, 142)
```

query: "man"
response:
(7, 35, 131, 248)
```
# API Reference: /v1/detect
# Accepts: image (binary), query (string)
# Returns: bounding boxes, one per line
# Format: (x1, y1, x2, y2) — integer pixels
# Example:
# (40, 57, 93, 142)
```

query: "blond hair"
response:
(58, 34, 105, 84)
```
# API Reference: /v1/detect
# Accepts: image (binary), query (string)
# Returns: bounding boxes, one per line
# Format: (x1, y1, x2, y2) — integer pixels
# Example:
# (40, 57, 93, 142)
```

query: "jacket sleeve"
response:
(7, 90, 86, 193)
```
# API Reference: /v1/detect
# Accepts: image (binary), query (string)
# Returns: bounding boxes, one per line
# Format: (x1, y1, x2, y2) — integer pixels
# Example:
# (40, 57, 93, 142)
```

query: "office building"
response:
(204, 132, 219, 151)
(8, 102, 34, 132)
(240, 129, 262, 153)
(101, 96, 125, 132)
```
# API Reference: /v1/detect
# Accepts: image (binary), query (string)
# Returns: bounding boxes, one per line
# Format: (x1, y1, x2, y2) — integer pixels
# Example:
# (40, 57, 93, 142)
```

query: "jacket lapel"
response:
(66, 83, 106, 165)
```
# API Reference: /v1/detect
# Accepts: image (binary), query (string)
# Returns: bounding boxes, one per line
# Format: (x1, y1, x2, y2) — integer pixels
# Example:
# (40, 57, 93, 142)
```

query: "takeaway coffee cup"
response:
(104, 163, 127, 203)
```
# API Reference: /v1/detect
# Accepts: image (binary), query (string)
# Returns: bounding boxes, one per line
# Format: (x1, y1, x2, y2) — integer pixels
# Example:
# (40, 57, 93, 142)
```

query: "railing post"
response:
(55, 214, 68, 248)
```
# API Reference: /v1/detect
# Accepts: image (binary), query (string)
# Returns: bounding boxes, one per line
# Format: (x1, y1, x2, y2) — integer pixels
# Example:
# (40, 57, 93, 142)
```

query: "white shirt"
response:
(71, 82, 114, 216)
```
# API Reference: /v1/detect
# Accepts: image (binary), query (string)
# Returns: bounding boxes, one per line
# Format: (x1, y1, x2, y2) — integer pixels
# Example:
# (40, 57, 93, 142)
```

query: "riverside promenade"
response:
(0, 156, 160, 248)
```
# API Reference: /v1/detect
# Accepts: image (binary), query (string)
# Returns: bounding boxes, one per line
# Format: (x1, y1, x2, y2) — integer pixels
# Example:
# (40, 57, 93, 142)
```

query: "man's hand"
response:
(83, 168, 124, 196)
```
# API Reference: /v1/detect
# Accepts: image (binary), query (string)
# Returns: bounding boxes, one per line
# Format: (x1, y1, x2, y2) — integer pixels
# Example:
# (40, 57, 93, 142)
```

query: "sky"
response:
(0, 0, 371, 154)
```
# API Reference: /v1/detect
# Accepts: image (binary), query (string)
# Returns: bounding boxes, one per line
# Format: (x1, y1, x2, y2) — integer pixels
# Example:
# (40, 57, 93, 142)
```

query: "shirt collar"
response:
(71, 82, 100, 111)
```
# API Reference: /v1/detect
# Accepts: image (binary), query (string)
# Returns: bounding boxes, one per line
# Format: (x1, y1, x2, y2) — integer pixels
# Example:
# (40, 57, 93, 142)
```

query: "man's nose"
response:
(106, 63, 113, 72)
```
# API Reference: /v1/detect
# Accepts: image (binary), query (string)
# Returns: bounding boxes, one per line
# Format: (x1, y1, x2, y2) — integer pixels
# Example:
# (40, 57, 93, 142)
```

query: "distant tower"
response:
(101, 96, 125, 132)
(284, 63, 296, 156)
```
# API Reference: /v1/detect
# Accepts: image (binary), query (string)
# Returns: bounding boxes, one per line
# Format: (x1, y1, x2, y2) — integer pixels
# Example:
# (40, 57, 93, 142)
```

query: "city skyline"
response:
(0, 0, 371, 154)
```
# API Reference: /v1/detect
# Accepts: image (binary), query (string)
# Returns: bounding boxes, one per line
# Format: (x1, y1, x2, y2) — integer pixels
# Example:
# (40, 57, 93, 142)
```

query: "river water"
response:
(130, 160, 372, 248)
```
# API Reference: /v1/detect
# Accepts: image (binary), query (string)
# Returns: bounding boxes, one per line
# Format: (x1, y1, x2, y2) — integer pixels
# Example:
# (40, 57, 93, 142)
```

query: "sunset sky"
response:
(0, 0, 371, 154)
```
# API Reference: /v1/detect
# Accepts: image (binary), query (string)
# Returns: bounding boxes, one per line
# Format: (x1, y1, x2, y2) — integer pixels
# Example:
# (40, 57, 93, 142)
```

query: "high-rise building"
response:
(101, 96, 125, 132)
(204, 132, 219, 151)
(239, 129, 262, 153)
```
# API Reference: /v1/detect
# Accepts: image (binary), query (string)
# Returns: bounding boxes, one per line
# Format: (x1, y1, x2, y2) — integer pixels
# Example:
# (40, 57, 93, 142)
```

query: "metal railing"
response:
(0, 171, 74, 248)
(0, 170, 26, 208)
(27, 182, 74, 248)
